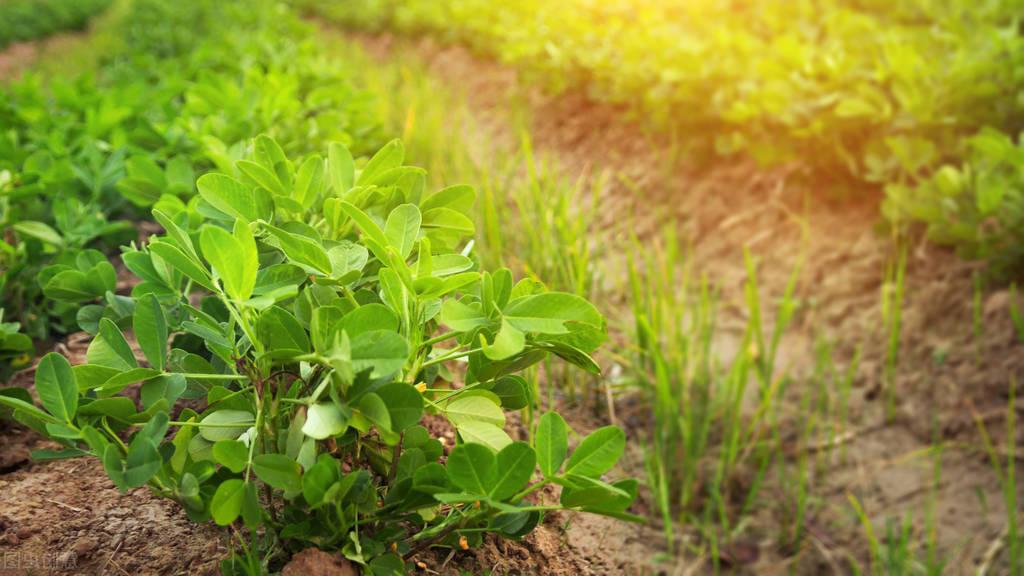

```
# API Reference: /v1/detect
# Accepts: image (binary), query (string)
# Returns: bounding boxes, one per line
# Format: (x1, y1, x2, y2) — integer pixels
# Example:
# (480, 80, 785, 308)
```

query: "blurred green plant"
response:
(0, 0, 112, 49)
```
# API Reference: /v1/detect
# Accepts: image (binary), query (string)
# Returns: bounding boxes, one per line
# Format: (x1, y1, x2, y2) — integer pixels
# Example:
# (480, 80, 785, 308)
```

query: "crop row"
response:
(0, 0, 112, 49)
(304, 0, 1024, 275)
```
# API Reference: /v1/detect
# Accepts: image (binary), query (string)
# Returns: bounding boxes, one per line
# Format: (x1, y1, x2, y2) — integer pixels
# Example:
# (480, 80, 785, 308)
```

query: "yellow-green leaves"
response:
(480, 319, 525, 360)
(200, 219, 258, 302)
(446, 395, 511, 451)
(384, 204, 422, 260)
(328, 142, 355, 194)
(356, 139, 403, 186)
(293, 154, 325, 210)
(197, 173, 272, 223)
(503, 292, 603, 336)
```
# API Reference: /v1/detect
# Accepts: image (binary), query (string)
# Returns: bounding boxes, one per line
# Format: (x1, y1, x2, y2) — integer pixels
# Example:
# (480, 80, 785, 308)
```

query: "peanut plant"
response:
(0, 137, 638, 574)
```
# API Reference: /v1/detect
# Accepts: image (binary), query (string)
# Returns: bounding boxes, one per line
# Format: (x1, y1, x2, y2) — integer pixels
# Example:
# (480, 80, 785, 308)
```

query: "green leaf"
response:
(337, 303, 398, 339)
(440, 299, 490, 332)
(490, 442, 536, 500)
(377, 382, 423, 432)
(42, 265, 115, 302)
(446, 442, 497, 495)
(200, 224, 257, 301)
(257, 306, 310, 354)
(133, 293, 168, 371)
(140, 374, 186, 409)
(357, 392, 392, 434)
(264, 223, 332, 276)
(503, 293, 604, 335)
(254, 134, 292, 190)
(34, 353, 77, 422)
(152, 209, 201, 262)
(302, 402, 349, 440)
(13, 221, 63, 246)
(328, 142, 355, 194)
(445, 395, 504, 427)
(237, 160, 285, 196)
(197, 173, 272, 222)
(327, 241, 368, 281)
(89, 319, 138, 370)
(242, 481, 261, 529)
(384, 204, 422, 260)
(428, 254, 475, 277)
(293, 154, 324, 210)
(211, 478, 245, 525)
(357, 139, 403, 186)
(338, 201, 389, 252)
(30, 448, 88, 461)
(254, 263, 308, 295)
(565, 426, 625, 479)
(91, 367, 162, 397)
(480, 319, 525, 360)
(103, 444, 127, 492)
(456, 421, 512, 452)
(148, 241, 216, 292)
(302, 453, 341, 507)
(0, 393, 57, 424)
(350, 330, 408, 379)
(489, 376, 529, 410)
(421, 207, 475, 235)
(536, 340, 602, 374)
(213, 440, 249, 473)
(253, 454, 302, 492)
(536, 412, 568, 478)
(77, 397, 137, 422)
(572, 478, 638, 515)
(125, 437, 162, 488)
(369, 554, 405, 576)
(420, 184, 475, 214)
(199, 410, 254, 442)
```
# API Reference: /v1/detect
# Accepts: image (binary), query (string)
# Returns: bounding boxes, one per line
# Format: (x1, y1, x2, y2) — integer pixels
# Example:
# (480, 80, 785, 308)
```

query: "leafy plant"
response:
(885, 128, 1024, 275)
(0, 0, 112, 49)
(0, 138, 637, 571)
(0, 310, 33, 382)
(0, 0, 383, 350)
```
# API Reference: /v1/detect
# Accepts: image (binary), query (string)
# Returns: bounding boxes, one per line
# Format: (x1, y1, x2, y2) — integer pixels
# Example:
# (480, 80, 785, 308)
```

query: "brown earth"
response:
(0, 32, 90, 81)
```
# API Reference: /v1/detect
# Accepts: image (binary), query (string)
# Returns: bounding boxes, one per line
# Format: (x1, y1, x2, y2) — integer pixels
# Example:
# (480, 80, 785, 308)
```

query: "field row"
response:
(304, 0, 1024, 274)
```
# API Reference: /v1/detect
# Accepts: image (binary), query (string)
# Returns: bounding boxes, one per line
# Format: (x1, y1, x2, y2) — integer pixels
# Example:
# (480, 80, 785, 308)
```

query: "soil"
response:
(0, 335, 228, 576)
(0, 32, 89, 81)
